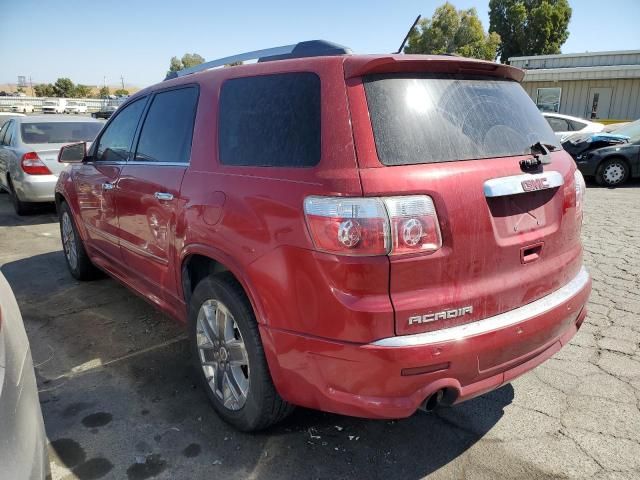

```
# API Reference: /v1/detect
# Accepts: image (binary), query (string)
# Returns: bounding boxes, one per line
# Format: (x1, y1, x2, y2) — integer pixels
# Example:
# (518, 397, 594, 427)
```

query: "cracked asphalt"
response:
(0, 180, 639, 480)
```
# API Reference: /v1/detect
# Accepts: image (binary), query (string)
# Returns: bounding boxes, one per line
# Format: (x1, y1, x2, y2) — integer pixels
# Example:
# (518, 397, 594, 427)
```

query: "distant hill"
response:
(0, 83, 141, 97)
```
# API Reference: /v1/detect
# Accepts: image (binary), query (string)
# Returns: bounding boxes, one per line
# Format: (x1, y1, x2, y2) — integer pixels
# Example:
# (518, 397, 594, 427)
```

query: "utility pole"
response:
(29, 76, 34, 97)
(120, 75, 125, 90)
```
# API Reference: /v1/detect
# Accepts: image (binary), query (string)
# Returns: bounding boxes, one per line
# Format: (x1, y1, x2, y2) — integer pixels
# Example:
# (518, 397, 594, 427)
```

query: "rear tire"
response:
(596, 158, 629, 187)
(8, 177, 31, 216)
(59, 201, 99, 280)
(189, 273, 293, 431)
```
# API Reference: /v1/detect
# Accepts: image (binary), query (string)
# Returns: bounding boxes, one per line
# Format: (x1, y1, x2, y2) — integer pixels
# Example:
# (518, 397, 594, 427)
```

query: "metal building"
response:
(509, 50, 640, 122)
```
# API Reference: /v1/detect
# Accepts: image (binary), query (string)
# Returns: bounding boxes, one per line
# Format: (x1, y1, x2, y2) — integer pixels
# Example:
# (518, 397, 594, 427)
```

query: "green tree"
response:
(73, 84, 92, 98)
(404, 3, 501, 61)
(114, 88, 129, 96)
(34, 84, 55, 97)
(52, 77, 75, 97)
(489, 0, 572, 63)
(167, 53, 205, 75)
(17, 86, 25, 94)
(99, 86, 110, 98)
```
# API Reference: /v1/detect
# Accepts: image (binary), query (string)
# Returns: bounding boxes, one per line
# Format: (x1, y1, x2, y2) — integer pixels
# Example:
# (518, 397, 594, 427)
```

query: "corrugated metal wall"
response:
(511, 52, 640, 69)
(521, 79, 640, 120)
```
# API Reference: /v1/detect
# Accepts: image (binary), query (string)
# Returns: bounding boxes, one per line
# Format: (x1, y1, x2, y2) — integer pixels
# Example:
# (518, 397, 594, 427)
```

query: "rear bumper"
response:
(14, 174, 57, 202)
(263, 267, 591, 419)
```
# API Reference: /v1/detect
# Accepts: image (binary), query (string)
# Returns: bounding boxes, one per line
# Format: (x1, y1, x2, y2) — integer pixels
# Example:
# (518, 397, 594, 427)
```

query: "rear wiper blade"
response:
(520, 142, 555, 172)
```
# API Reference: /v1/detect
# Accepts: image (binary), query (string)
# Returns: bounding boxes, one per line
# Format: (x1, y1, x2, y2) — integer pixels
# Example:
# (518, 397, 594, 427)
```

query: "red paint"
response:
(56, 53, 591, 419)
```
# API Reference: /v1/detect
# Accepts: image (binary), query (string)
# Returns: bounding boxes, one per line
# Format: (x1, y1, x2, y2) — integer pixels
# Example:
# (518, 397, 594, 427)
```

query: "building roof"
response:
(522, 64, 640, 82)
(509, 49, 640, 61)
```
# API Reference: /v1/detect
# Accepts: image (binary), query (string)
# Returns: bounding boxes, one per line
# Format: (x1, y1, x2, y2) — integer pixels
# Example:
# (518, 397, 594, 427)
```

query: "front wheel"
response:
(189, 274, 293, 431)
(596, 158, 629, 187)
(59, 202, 99, 280)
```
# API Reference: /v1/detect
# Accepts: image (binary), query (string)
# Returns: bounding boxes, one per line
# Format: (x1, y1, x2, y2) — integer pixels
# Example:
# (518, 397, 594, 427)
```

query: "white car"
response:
(542, 113, 604, 142)
(64, 101, 88, 114)
(41, 99, 67, 114)
(12, 104, 34, 113)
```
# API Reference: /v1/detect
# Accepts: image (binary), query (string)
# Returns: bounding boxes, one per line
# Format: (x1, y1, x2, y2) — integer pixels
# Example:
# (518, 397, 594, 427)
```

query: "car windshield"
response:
(364, 74, 560, 165)
(43, 101, 56, 105)
(611, 119, 640, 142)
(21, 122, 102, 144)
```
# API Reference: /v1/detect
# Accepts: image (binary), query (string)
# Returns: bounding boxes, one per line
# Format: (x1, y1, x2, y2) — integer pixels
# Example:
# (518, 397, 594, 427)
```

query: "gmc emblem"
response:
(521, 178, 549, 192)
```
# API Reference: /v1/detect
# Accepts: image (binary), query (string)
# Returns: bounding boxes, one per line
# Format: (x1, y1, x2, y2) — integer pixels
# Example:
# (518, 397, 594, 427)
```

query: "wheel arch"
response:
(179, 245, 267, 326)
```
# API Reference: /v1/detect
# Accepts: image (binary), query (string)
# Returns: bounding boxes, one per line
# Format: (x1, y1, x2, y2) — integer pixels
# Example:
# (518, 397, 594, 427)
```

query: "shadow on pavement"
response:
(4, 250, 514, 479)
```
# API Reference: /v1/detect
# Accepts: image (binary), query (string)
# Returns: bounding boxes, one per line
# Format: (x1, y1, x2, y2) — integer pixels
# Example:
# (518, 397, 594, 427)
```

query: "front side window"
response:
(364, 74, 559, 166)
(219, 72, 321, 167)
(95, 98, 146, 162)
(134, 87, 198, 164)
(536, 87, 562, 113)
(21, 122, 102, 144)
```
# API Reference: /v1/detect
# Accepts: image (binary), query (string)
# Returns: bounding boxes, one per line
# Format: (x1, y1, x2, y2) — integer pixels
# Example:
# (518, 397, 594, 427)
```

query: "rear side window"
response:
(364, 74, 560, 166)
(135, 86, 199, 164)
(219, 73, 321, 167)
(545, 116, 569, 132)
(21, 122, 102, 144)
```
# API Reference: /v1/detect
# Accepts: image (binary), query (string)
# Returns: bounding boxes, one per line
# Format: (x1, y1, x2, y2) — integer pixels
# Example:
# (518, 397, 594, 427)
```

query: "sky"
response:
(2, 0, 639, 88)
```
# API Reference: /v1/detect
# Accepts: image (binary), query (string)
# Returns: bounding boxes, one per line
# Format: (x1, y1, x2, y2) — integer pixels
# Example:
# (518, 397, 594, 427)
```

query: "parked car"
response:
(0, 112, 24, 127)
(569, 118, 640, 186)
(0, 115, 103, 214)
(64, 101, 88, 114)
(0, 272, 48, 480)
(542, 112, 603, 141)
(12, 104, 34, 114)
(42, 99, 67, 114)
(55, 41, 591, 431)
(90, 105, 118, 119)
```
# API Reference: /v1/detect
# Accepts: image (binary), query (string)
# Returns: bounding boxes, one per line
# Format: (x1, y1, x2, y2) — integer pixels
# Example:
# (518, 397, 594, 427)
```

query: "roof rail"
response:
(165, 40, 351, 80)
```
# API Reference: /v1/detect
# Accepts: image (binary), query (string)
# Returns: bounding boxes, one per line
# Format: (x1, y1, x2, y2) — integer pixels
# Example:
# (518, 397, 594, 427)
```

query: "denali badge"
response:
(521, 177, 549, 192)
(408, 306, 473, 325)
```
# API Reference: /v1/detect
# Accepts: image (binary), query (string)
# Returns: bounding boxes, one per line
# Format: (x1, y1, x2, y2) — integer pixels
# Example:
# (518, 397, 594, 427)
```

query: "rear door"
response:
(116, 86, 198, 313)
(348, 71, 583, 339)
(75, 97, 147, 263)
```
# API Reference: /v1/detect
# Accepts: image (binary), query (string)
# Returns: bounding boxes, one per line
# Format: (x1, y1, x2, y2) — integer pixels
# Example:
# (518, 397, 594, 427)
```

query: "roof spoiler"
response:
(165, 40, 351, 80)
(343, 56, 525, 82)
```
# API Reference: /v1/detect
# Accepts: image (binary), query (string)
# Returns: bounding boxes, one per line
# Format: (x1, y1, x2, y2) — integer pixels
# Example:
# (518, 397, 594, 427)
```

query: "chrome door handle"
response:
(154, 192, 174, 201)
(102, 182, 115, 190)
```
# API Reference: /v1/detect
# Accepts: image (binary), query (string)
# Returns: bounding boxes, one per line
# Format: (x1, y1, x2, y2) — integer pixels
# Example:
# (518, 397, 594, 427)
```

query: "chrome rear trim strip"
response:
(370, 267, 589, 347)
(483, 171, 564, 198)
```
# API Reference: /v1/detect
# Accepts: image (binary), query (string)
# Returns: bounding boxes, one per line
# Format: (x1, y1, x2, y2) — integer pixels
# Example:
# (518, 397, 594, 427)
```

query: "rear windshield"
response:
(21, 122, 103, 144)
(364, 74, 560, 166)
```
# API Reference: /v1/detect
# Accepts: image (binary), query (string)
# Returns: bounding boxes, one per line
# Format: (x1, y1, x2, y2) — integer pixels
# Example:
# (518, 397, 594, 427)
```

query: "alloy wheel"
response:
(196, 299, 250, 411)
(62, 212, 78, 270)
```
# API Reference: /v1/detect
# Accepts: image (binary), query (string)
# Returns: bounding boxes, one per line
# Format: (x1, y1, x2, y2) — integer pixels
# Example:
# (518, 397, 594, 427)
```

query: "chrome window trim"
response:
(483, 171, 564, 198)
(83, 161, 188, 167)
(370, 266, 589, 348)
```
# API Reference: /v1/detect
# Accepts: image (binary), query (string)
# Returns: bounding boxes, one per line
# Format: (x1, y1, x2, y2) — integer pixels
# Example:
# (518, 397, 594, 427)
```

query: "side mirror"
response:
(58, 142, 86, 163)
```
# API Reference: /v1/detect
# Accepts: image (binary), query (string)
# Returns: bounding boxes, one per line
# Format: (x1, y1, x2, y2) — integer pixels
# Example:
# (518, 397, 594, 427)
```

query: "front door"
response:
(116, 86, 198, 311)
(74, 97, 148, 264)
(586, 87, 613, 120)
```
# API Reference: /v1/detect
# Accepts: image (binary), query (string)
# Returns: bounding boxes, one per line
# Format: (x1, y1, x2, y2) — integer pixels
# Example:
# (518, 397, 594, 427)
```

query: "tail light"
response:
(574, 170, 586, 222)
(21, 152, 51, 175)
(304, 195, 442, 256)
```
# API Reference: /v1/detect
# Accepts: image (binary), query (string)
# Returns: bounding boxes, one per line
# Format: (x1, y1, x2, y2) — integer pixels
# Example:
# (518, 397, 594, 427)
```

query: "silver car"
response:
(0, 272, 48, 479)
(0, 115, 103, 215)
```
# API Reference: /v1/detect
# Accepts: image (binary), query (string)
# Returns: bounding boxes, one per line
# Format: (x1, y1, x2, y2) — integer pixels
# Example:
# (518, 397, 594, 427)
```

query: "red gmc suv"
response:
(55, 41, 591, 431)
